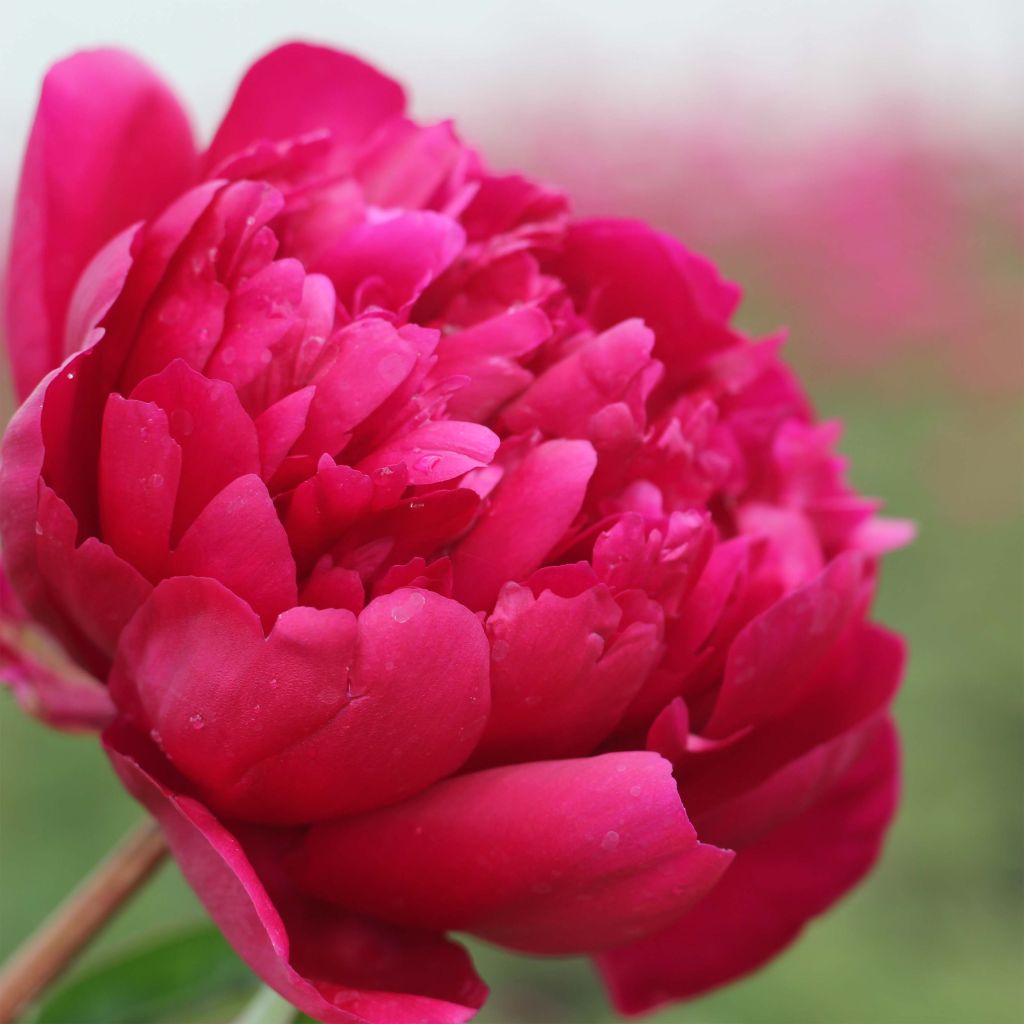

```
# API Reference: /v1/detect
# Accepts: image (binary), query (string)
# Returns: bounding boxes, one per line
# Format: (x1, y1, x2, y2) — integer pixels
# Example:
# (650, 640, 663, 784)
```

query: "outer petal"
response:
(680, 622, 905, 816)
(103, 722, 486, 1024)
(110, 578, 490, 823)
(298, 752, 733, 954)
(5, 49, 196, 399)
(205, 43, 405, 171)
(550, 219, 741, 385)
(597, 718, 899, 1012)
(0, 571, 113, 731)
(703, 551, 864, 738)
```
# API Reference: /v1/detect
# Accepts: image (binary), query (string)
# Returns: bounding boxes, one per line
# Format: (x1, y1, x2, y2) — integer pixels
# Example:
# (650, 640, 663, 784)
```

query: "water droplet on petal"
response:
(34, 521, 44, 536)
(147, 473, 164, 489)
(189, 713, 205, 730)
(491, 639, 510, 663)
(414, 454, 442, 473)
(65, 371, 76, 381)
(220, 346, 236, 365)
(391, 590, 426, 623)
(268, 677, 279, 690)
(629, 785, 642, 797)
(318, 688, 341, 705)
(600, 830, 620, 851)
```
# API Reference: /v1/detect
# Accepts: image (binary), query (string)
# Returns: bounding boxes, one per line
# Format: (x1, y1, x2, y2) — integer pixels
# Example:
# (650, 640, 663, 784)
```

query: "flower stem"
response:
(231, 986, 297, 1024)
(0, 817, 168, 1024)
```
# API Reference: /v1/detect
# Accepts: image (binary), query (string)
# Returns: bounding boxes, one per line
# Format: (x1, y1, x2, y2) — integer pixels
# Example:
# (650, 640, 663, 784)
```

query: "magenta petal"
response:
(551, 219, 741, 384)
(110, 579, 490, 823)
(103, 722, 486, 1024)
(0, 375, 50, 620)
(62, 224, 139, 358)
(452, 439, 598, 611)
(35, 485, 152, 658)
(681, 622, 905, 817)
(98, 395, 182, 581)
(298, 752, 733, 954)
(597, 718, 899, 1012)
(704, 552, 865, 738)
(130, 359, 261, 541)
(5, 48, 196, 400)
(472, 581, 660, 764)
(316, 211, 465, 317)
(0, 574, 114, 731)
(170, 475, 298, 628)
(206, 43, 406, 171)
(357, 420, 499, 486)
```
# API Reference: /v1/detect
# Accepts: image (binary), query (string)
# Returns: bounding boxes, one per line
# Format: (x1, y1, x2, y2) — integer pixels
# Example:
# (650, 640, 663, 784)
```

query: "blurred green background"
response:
(2, 3, 1023, 1019)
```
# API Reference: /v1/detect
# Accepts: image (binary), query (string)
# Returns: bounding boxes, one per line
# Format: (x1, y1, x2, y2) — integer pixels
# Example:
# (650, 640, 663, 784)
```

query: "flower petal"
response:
(452, 439, 597, 611)
(5, 49, 196, 399)
(597, 718, 899, 1012)
(206, 43, 405, 171)
(298, 752, 733, 954)
(104, 721, 486, 1024)
(110, 578, 490, 823)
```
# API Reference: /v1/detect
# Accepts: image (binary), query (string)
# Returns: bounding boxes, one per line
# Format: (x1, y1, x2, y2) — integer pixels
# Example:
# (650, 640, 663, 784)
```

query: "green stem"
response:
(231, 986, 297, 1024)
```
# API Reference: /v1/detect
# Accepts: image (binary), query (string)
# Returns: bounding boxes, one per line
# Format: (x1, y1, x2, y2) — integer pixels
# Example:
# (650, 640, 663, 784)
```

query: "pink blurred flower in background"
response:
(1, 44, 911, 1021)
(521, 107, 1023, 394)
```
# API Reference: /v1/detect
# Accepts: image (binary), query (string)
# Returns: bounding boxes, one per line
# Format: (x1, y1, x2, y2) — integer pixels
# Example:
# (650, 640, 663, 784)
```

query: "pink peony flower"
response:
(1, 44, 912, 1021)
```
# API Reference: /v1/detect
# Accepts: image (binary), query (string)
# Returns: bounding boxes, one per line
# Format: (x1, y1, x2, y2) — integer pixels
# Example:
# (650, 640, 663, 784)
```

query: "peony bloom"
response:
(1, 44, 912, 1021)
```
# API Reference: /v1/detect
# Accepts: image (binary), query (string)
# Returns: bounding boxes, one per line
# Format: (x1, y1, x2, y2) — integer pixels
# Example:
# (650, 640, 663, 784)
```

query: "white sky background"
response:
(2, 0, 1022, 194)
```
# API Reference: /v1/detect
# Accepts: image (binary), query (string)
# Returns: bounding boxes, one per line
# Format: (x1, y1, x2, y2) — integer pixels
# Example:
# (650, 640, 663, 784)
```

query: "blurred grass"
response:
(1, 322, 1022, 1022)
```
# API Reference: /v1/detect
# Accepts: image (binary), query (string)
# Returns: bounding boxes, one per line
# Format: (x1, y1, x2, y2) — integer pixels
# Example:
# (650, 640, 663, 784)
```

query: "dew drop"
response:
(600, 830, 620, 851)
(391, 590, 426, 623)
(414, 454, 442, 473)
(189, 713, 205, 730)
(629, 784, 642, 797)
(259, 348, 273, 365)
(147, 473, 164, 489)
(318, 688, 341, 705)
(220, 346, 236, 365)
(407, 501, 426, 510)
(34, 521, 44, 536)
(491, 639, 510, 663)
(245, 215, 256, 227)
(268, 677, 279, 690)
(65, 371, 76, 381)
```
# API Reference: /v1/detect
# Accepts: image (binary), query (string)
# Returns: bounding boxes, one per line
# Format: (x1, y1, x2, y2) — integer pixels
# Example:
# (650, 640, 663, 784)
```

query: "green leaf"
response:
(30, 924, 260, 1024)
